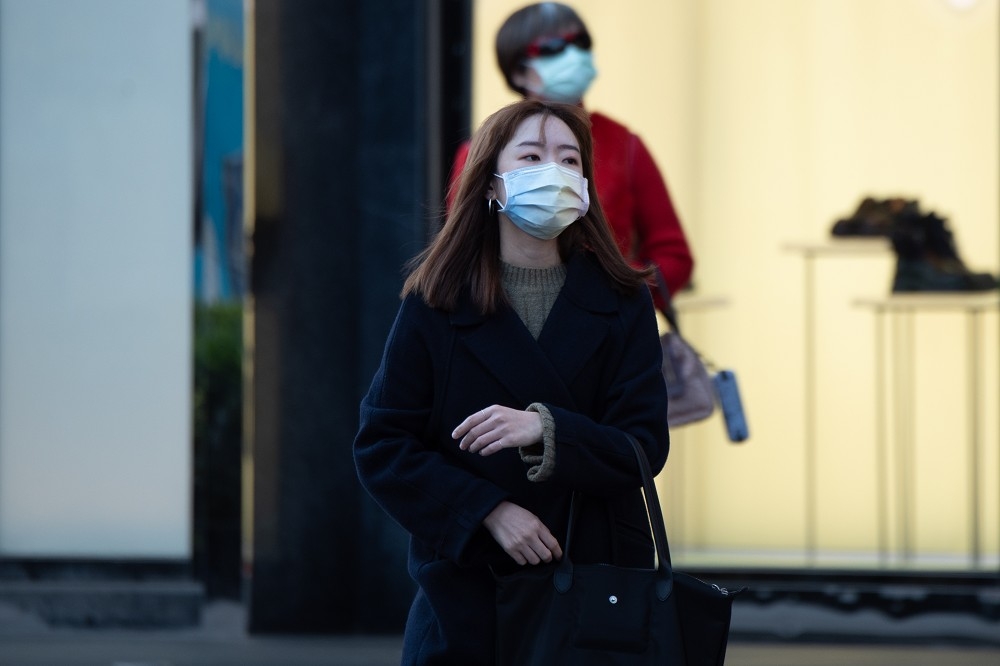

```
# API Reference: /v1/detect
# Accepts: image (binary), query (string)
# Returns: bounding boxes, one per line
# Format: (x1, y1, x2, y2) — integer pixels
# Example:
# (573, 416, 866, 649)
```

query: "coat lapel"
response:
(450, 252, 619, 409)
(538, 252, 617, 385)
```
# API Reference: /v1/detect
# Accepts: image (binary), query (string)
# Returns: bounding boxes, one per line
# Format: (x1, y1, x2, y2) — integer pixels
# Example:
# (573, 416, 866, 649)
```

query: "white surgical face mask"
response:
(495, 162, 589, 240)
(526, 46, 597, 103)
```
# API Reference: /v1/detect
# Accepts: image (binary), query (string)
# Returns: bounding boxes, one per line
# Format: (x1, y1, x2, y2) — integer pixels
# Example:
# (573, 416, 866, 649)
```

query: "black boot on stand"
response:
(890, 210, 999, 293)
(831, 196, 919, 237)
(921, 212, 999, 290)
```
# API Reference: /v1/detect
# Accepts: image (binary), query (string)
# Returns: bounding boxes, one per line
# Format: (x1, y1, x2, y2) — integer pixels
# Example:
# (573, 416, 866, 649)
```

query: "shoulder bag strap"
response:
(625, 434, 674, 600)
(653, 266, 682, 335)
(558, 435, 674, 599)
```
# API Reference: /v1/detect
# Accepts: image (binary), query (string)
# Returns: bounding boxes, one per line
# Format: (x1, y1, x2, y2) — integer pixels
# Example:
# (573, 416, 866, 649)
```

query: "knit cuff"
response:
(522, 403, 556, 482)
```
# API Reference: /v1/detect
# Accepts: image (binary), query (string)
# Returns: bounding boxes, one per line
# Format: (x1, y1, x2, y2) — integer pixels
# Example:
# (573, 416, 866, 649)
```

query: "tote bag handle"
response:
(558, 434, 674, 600)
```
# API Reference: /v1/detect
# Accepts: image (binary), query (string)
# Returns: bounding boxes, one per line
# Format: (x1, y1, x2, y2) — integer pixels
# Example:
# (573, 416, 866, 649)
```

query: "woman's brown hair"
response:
(403, 99, 650, 314)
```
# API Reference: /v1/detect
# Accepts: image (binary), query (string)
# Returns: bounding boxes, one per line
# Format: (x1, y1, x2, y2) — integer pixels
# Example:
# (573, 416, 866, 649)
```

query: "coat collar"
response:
(449, 252, 620, 407)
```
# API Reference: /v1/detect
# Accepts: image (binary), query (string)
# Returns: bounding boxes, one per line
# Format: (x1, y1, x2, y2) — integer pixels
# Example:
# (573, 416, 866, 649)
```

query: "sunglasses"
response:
(524, 31, 592, 59)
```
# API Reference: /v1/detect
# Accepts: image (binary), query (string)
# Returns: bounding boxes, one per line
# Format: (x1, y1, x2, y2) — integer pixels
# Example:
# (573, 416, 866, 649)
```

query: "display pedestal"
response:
(783, 239, 891, 563)
(854, 292, 999, 568)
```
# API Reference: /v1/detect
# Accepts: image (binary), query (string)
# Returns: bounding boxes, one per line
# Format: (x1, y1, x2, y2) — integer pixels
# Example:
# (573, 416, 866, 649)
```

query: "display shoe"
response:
(890, 211, 999, 292)
(831, 196, 919, 237)
(892, 258, 981, 292)
(921, 212, 999, 289)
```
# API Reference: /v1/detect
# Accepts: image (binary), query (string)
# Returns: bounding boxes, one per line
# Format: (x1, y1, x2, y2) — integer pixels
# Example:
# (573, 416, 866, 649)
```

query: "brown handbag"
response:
(655, 271, 716, 427)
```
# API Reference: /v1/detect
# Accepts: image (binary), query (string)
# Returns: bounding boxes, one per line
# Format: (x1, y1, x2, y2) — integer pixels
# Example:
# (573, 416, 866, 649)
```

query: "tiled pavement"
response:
(2, 601, 999, 665)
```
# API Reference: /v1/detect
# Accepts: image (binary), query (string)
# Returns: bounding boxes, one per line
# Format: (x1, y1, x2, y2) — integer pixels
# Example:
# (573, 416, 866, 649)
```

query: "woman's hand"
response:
(453, 405, 542, 455)
(483, 501, 562, 565)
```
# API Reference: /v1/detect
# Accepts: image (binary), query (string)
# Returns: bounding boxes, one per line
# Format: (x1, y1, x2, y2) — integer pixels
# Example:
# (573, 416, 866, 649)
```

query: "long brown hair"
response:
(404, 99, 649, 313)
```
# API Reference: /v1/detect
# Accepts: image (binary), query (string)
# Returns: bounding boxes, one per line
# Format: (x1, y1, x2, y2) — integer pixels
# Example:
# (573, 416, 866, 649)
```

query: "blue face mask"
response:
(495, 162, 590, 240)
(526, 46, 597, 103)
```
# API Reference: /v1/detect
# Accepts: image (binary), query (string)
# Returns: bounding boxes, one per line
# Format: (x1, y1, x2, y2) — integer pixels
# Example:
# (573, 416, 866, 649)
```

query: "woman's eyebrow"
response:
(515, 140, 580, 153)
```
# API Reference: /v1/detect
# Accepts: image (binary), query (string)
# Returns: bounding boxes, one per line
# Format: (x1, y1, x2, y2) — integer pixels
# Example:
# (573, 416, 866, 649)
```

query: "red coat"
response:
(448, 111, 694, 299)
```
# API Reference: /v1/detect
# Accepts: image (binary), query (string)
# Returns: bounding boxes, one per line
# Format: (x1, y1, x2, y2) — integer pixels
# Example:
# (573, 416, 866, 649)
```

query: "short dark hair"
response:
(495, 2, 591, 96)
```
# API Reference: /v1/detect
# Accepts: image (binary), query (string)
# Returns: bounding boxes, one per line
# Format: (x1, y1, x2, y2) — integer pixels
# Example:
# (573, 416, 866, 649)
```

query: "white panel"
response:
(0, 0, 192, 557)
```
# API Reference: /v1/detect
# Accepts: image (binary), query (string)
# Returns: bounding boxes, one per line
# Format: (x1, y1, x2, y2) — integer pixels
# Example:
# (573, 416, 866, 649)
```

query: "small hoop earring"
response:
(487, 198, 496, 215)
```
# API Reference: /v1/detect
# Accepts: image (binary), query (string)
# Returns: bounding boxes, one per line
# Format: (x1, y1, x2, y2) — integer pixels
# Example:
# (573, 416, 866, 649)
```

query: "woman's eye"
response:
(563, 157, 579, 166)
(522, 153, 540, 161)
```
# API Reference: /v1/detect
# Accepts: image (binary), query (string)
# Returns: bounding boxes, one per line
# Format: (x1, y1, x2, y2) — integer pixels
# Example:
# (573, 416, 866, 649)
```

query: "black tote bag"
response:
(494, 435, 741, 665)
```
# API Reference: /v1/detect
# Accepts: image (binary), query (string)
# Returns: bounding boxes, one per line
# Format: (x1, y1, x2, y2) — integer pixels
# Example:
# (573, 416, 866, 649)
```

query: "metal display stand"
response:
(783, 238, 891, 563)
(853, 292, 999, 568)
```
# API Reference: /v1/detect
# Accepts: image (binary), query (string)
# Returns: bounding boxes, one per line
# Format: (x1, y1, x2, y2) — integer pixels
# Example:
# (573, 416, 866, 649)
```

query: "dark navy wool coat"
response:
(354, 251, 671, 665)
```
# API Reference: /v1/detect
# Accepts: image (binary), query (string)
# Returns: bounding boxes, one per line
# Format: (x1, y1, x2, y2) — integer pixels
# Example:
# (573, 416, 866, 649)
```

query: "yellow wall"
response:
(471, 0, 999, 570)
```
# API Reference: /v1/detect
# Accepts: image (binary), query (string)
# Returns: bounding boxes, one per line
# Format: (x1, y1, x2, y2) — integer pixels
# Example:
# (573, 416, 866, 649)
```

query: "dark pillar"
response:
(248, 0, 472, 633)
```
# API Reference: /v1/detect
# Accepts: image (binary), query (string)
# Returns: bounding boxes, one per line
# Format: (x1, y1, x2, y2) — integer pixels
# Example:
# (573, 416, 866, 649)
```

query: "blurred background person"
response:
(449, 1, 694, 299)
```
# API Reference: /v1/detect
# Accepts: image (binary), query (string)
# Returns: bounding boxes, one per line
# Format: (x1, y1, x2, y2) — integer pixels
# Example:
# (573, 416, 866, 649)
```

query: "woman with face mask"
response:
(355, 99, 671, 664)
(449, 2, 695, 303)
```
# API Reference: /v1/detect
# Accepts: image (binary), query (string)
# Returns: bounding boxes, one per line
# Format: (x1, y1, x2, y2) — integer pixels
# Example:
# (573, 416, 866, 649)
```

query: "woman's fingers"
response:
(483, 501, 561, 565)
(540, 530, 563, 561)
(451, 408, 489, 443)
(453, 405, 542, 454)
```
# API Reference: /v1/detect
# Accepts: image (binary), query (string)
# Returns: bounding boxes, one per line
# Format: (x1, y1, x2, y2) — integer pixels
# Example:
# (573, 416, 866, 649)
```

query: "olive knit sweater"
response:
(501, 261, 566, 482)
